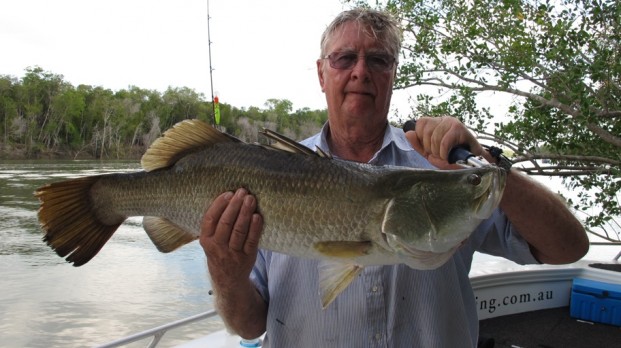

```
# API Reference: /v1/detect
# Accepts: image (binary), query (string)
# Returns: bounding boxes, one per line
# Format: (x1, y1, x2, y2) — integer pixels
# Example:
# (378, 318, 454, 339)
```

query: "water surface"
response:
(0, 160, 224, 347)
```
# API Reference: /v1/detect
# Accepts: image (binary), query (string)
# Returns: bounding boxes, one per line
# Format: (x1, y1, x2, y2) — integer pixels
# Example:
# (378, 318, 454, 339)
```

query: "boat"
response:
(95, 246, 621, 348)
(472, 257, 621, 348)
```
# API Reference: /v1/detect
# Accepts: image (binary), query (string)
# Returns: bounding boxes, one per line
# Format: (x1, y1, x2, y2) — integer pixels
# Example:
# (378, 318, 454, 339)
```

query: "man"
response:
(200, 8, 588, 347)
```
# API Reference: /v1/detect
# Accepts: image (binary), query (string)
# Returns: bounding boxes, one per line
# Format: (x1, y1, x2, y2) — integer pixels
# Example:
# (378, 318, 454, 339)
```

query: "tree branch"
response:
(514, 154, 621, 166)
(517, 167, 613, 176)
(586, 123, 621, 148)
(597, 110, 621, 118)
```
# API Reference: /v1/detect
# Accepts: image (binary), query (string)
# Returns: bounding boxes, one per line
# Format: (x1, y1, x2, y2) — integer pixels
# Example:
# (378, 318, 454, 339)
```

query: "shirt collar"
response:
(310, 122, 413, 164)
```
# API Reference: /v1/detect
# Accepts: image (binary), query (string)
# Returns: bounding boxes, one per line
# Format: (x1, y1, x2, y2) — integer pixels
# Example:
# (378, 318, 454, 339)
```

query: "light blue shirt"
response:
(250, 123, 538, 347)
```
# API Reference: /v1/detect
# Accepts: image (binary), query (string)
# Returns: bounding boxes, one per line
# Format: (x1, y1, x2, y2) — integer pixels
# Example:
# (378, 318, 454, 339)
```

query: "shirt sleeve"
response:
(250, 249, 270, 303)
(472, 209, 540, 265)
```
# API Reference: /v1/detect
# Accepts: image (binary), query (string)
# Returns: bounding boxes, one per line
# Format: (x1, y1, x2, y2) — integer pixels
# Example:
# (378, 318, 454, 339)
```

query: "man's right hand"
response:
(199, 188, 267, 338)
(200, 188, 263, 289)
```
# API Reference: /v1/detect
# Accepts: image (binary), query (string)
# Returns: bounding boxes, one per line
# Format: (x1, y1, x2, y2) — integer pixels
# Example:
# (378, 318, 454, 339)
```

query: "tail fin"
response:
(35, 176, 123, 266)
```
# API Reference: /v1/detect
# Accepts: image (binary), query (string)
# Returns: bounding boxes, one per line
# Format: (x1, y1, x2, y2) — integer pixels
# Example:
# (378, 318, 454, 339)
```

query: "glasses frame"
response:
(322, 51, 397, 72)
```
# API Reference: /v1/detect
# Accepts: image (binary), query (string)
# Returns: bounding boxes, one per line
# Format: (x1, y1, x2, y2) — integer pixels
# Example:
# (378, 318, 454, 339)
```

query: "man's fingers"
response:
(200, 188, 262, 257)
(244, 214, 263, 255)
(228, 194, 257, 251)
(410, 116, 479, 162)
(213, 188, 247, 246)
(405, 131, 424, 155)
(200, 191, 234, 239)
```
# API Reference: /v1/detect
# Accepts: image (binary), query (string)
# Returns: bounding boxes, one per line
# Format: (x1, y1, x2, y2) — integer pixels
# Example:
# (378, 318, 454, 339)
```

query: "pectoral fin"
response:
(143, 217, 197, 253)
(318, 261, 363, 309)
(314, 241, 372, 258)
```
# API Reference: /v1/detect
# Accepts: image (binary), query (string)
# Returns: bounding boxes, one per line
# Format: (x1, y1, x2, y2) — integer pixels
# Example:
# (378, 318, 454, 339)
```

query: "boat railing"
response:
(94, 309, 219, 348)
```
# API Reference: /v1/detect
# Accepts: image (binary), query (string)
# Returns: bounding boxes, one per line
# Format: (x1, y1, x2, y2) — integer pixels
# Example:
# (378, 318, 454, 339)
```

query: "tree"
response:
(52, 85, 86, 148)
(161, 87, 206, 129)
(355, 0, 620, 240)
(1, 68, 329, 163)
(264, 98, 294, 133)
(18, 67, 67, 154)
(0, 75, 19, 147)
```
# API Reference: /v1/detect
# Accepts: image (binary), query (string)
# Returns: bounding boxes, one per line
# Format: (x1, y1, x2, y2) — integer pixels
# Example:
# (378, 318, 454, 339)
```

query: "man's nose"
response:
(350, 56, 370, 80)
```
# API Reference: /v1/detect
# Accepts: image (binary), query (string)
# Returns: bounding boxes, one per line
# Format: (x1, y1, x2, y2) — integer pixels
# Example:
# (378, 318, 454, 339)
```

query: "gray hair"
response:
(320, 8, 402, 61)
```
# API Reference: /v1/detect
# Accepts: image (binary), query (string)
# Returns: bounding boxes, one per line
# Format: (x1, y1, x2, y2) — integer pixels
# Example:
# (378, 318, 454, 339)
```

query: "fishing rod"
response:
(207, 0, 216, 125)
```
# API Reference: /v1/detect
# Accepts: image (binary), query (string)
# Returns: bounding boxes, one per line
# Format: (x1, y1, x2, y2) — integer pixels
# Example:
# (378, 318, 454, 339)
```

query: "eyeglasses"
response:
(323, 51, 396, 72)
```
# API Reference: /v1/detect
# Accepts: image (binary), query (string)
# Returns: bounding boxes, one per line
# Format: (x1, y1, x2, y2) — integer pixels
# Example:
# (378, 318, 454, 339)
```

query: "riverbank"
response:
(0, 144, 143, 161)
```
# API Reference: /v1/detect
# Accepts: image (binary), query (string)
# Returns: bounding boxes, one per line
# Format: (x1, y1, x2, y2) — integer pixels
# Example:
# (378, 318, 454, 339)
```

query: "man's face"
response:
(317, 21, 396, 127)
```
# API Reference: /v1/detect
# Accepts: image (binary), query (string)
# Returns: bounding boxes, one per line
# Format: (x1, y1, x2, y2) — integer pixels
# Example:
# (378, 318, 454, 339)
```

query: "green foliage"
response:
(354, 0, 620, 238)
(0, 67, 327, 160)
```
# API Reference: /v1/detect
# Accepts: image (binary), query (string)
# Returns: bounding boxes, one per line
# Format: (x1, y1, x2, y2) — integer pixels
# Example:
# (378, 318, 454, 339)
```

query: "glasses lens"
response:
(367, 54, 394, 71)
(329, 52, 358, 69)
(327, 52, 394, 71)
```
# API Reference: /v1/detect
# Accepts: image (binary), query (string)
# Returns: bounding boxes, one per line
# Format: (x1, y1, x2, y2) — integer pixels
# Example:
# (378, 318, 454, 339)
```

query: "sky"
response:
(1, 0, 420, 115)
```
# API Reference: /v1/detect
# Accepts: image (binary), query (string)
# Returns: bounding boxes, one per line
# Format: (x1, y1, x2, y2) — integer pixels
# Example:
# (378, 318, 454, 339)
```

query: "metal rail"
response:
(95, 310, 219, 348)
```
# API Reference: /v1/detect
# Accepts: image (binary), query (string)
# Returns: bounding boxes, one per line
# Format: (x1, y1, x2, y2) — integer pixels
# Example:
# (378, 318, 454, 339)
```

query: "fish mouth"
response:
(472, 169, 506, 219)
(382, 230, 461, 269)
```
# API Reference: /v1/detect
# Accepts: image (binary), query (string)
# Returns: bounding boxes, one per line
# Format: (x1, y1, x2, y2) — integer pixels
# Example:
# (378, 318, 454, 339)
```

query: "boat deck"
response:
(478, 306, 621, 348)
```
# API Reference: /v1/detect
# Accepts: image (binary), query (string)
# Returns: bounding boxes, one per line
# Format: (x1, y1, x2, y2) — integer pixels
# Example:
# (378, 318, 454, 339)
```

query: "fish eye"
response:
(467, 174, 481, 186)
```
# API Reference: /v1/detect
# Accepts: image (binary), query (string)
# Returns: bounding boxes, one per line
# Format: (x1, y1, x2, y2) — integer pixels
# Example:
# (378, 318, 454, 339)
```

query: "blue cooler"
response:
(570, 278, 621, 326)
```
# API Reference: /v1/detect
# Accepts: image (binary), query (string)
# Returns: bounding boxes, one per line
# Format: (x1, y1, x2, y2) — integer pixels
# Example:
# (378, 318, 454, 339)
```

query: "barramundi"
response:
(36, 119, 506, 307)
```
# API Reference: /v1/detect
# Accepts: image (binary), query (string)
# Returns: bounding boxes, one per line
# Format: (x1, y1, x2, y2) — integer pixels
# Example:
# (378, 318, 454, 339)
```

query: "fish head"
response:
(380, 166, 506, 256)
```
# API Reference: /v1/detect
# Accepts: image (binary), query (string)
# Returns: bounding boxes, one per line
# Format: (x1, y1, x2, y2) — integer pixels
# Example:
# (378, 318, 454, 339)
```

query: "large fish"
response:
(36, 119, 506, 307)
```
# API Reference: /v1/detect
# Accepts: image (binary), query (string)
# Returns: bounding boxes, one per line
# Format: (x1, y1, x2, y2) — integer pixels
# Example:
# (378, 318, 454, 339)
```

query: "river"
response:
(1, 160, 619, 348)
(0, 160, 224, 348)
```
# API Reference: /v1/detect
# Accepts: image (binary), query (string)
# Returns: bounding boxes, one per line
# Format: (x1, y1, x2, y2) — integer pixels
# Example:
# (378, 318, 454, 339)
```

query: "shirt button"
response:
(371, 286, 379, 292)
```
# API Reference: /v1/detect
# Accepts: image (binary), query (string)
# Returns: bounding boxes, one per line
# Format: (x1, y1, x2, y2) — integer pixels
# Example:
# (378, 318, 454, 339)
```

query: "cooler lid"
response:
(573, 278, 621, 299)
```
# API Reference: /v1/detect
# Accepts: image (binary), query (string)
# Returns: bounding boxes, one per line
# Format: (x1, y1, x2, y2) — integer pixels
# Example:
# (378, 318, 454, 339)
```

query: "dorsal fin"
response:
(315, 146, 333, 159)
(260, 128, 324, 157)
(141, 119, 240, 172)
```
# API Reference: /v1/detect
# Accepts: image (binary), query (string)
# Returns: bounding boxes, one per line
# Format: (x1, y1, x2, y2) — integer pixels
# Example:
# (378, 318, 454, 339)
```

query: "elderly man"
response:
(200, 8, 588, 347)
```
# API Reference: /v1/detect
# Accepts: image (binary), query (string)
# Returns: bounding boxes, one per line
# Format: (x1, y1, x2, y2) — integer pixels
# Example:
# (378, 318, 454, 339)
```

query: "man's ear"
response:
(317, 59, 326, 92)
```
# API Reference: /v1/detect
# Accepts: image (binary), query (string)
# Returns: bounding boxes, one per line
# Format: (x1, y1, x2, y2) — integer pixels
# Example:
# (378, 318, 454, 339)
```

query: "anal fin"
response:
(143, 217, 197, 253)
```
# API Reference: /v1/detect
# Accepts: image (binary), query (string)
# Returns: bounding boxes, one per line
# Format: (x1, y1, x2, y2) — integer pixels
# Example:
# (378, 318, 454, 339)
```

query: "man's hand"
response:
(199, 188, 267, 338)
(200, 188, 263, 287)
(404, 116, 489, 169)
